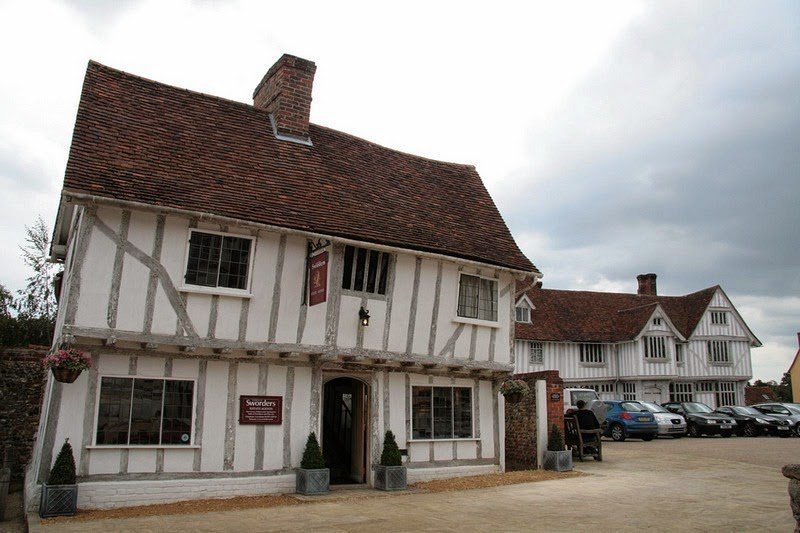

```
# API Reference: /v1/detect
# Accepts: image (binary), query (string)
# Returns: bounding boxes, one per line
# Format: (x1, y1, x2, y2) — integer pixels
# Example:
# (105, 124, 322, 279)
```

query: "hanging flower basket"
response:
(43, 348, 92, 384)
(500, 379, 529, 404)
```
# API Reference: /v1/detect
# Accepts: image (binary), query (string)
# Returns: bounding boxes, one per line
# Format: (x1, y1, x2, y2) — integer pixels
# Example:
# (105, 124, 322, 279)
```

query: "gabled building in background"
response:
(788, 333, 800, 402)
(28, 54, 540, 510)
(514, 274, 760, 408)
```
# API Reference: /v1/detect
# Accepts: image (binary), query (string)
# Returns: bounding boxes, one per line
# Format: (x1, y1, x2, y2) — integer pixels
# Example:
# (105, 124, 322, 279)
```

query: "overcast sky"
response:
(1, 0, 797, 381)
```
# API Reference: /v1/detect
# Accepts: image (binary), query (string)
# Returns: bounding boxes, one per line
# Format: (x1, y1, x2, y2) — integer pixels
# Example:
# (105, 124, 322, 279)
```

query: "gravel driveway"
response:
(29, 436, 796, 532)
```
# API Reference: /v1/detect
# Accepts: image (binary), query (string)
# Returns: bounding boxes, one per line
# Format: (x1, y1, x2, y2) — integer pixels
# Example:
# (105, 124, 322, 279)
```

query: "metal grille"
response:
(716, 382, 737, 406)
(296, 469, 329, 495)
(580, 344, 604, 364)
(710, 311, 728, 325)
(669, 382, 693, 402)
(645, 337, 667, 358)
(622, 382, 636, 401)
(40, 485, 77, 518)
(341, 245, 391, 295)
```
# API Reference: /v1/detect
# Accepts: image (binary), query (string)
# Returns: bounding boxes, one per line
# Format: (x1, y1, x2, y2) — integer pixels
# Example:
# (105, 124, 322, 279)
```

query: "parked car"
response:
(750, 403, 800, 437)
(715, 405, 793, 437)
(602, 400, 658, 441)
(661, 402, 736, 437)
(638, 401, 687, 438)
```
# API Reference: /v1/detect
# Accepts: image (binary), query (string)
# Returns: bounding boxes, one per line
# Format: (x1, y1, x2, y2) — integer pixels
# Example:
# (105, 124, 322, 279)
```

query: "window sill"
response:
(179, 286, 252, 299)
(708, 362, 733, 366)
(86, 445, 200, 450)
(644, 358, 671, 363)
(579, 362, 607, 368)
(408, 438, 480, 443)
(340, 288, 387, 301)
(452, 316, 500, 329)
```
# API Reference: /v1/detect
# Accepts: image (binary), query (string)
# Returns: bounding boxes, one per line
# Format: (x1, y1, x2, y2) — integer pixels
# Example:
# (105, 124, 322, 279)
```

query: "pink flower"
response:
(42, 348, 92, 371)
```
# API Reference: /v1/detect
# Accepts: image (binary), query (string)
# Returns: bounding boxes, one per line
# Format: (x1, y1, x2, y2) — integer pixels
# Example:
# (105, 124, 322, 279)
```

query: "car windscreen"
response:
(621, 402, 647, 412)
(571, 391, 599, 405)
(639, 402, 668, 413)
(731, 406, 761, 415)
(786, 404, 800, 415)
(683, 402, 713, 413)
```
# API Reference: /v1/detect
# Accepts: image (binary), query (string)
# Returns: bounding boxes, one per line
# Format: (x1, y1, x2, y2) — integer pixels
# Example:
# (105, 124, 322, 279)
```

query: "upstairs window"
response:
(707, 340, 730, 363)
(644, 336, 667, 359)
(457, 274, 498, 322)
(710, 311, 728, 325)
(529, 341, 543, 364)
(341, 245, 391, 296)
(587, 383, 614, 394)
(652, 317, 662, 326)
(675, 343, 685, 365)
(515, 306, 531, 323)
(580, 344, 605, 364)
(185, 230, 252, 290)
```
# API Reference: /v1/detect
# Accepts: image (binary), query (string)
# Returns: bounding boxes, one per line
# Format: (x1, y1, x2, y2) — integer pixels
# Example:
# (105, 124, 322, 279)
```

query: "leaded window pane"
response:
(433, 388, 453, 439)
(161, 380, 194, 445)
(96, 377, 132, 445)
(353, 248, 367, 291)
(186, 232, 222, 287)
(453, 388, 472, 438)
(342, 246, 355, 290)
(412, 387, 432, 439)
(457, 275, 480, 318)
(218, 236, 251, 290)
(129, 379, 163, 445)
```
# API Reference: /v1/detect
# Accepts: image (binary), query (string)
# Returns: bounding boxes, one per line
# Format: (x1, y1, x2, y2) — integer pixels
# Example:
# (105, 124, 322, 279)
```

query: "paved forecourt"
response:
(30, 436, 796, 532)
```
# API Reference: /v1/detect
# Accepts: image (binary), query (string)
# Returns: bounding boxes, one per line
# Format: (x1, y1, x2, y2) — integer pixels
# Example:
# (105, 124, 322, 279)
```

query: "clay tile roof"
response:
(62, 61, 537, 273)
(515, 284, 719, 342)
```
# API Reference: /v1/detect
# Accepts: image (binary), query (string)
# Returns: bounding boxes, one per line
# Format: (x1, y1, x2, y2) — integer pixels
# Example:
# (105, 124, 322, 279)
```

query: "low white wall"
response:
(406, 464, 499, 483)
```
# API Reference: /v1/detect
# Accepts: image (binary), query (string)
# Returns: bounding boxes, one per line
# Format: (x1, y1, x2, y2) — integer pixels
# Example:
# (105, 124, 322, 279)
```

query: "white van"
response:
(563, 388, 607, 423)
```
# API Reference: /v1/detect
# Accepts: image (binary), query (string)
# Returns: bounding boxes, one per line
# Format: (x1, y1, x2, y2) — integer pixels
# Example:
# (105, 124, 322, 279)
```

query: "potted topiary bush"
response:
(499, 379, 530, 404)
(43, 348, 92, 384)
(296, 432, 329, 495)
(374, 430, 406, 491)
(542, 424, 572, 472)
(40, 439, 78, 518)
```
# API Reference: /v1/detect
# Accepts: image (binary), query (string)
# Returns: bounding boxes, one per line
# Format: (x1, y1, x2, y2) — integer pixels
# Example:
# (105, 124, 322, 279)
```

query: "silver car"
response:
(638, 401, 687, 438)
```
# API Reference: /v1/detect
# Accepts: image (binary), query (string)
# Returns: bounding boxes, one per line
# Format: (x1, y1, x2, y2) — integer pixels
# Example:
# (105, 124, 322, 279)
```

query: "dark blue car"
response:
(603, 400, 659, 442)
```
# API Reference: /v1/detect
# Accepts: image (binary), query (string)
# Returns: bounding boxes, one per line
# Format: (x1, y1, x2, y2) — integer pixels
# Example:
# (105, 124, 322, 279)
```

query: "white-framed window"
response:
(644, 336, 667, 359)
(696, 381, 715, 393)
(675, 343, 685, 365)
(185, 230, 253, 290)
(669, 382, 694, 402)
(580, 344, 605, 364)
(529, 341, 543, 364)
(586, 383, 614, 394)
(707, 340, 730, 363)
(622, 382, 637, 401)
(515, 306, 531, 323)
(95, 376, 195, 446)
(716, 382, 736, 406)
(457, 273, 498, 322)
(341, 245, 391, 296)
(652, 317, 662, 326)
(411, 386, 473, 440)
(710, 311, 728, 325)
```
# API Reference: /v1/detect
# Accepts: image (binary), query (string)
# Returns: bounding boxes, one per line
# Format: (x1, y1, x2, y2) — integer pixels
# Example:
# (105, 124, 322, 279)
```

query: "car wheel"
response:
(721, 431, 732, 438)
(672, 434, 683, 439)
(743, 422, 759, 437)
(610, 423, 626, 442)
(641, 434, 655, 442)
(795, 424, 800, 437)
(687, 423, 700, 438)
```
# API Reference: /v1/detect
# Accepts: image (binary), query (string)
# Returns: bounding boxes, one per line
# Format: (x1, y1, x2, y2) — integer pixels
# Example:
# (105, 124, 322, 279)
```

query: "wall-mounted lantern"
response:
(359, 306, 370, 327)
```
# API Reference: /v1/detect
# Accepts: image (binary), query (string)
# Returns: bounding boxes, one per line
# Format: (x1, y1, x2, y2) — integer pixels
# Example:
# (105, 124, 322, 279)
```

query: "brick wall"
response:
(504, 371, 564, 471)
(0, 348, 48, 482)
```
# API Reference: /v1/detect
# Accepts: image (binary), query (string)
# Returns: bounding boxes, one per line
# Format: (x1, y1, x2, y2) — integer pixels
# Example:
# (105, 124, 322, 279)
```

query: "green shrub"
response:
(380, 430, 402, 467)
(300, 432, 325, 470)
(547, 424, 565, 452)
(47, 439, 76, 485)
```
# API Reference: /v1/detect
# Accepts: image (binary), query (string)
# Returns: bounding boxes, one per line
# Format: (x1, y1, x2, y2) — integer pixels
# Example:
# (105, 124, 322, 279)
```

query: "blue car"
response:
(602, 401, 659, 442)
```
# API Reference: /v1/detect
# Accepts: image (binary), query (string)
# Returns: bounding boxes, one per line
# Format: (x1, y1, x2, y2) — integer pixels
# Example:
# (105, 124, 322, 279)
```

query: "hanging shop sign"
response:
(308, 250, 328, 306)
(239, 395, 283, 424)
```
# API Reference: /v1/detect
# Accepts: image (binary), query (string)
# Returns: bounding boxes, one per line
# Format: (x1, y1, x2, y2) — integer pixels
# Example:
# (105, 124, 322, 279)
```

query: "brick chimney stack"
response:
(637, 273, 657, 296)
(253, 54, 316, 143)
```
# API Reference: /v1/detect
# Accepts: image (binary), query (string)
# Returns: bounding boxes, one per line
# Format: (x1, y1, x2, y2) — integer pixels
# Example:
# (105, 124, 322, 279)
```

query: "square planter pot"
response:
(543, 450, 573, 472)
(40, 483, 78, 518)
(374, 465, 407, 491)
(296, 468, 329, 495)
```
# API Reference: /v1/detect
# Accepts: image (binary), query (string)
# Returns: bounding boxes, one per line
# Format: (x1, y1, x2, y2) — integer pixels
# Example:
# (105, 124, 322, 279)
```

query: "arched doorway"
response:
(322, 376, 369, 485)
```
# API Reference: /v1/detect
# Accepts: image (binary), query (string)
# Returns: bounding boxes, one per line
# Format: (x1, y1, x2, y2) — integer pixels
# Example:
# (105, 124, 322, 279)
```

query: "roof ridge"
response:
(617, 302, 659, 313)
(88, 60, 480, 171)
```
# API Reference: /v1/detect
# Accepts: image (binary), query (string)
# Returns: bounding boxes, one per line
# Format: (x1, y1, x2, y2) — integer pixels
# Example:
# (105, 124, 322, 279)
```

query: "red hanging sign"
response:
(308, 250, 328, 306)
(239, 395, 283, 424)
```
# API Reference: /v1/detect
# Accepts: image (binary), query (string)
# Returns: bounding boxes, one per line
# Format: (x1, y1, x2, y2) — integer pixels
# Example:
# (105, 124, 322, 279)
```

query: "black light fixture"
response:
(359, 306, 370, 327)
